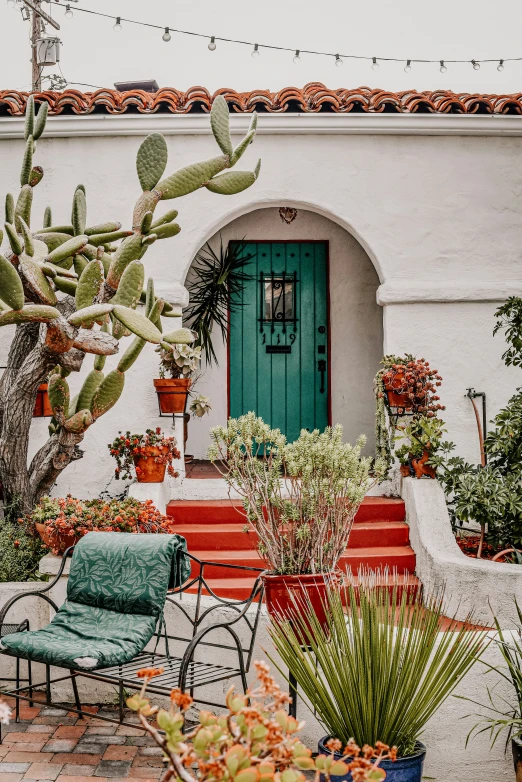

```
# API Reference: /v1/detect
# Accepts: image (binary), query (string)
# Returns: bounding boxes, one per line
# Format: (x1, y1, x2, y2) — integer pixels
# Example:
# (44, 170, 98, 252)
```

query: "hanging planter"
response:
(33, 383, 53, 418)
(133, 445, 170, 483)
(154, 377, 192, 415)
(109, 428, 180, 483)
(383, 368, 410, 409)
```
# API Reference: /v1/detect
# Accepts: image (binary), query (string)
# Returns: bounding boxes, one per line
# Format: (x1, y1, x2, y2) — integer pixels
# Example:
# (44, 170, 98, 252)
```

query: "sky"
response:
(1, 0, 522, 95)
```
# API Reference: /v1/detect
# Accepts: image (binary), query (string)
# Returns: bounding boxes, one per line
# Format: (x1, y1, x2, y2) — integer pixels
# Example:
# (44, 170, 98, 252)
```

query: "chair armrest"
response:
(0, 546, 72, 631)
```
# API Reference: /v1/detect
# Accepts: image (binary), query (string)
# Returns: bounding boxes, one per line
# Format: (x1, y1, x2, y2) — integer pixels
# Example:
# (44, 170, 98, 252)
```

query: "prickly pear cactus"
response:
(0, 93, 261, 515)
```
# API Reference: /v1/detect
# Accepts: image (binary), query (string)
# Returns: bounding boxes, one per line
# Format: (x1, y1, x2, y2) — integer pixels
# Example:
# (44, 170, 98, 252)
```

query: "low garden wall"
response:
(402, 476, 522, 628)
(0, 552, 514, 780)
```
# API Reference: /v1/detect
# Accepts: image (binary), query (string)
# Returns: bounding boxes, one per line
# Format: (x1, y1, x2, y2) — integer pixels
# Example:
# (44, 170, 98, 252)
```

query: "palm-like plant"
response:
(462, 602, 522, 748)
(184, 238, 254, 365)
(268, 577, 488, 758)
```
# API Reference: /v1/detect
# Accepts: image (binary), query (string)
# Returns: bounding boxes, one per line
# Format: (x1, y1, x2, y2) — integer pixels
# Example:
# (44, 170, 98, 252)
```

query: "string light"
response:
(335, 54, 343, 67)
(162, 26, 171, 42)
(440, 60, 447, 73)
(44, 1, 519, 72)
(293, 49, 301, 63)
(65, 3, 73, 18)
(6, 0, 16, 7)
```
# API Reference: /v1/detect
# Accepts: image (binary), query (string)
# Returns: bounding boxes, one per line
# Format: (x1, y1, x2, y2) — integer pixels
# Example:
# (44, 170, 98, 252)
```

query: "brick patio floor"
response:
(0, 693, 167, 782)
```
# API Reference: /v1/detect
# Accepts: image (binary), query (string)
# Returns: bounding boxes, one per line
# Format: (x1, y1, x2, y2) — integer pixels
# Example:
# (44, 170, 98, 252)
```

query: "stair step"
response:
(184, 573, 421, 602)
(168, 496, 406, 525)
(188, 545, 416, 579)
(175, 521, 409, 551)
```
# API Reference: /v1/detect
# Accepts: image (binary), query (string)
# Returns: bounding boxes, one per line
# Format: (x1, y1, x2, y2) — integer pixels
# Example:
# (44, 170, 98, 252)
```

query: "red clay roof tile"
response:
(1, 83, 522, 116)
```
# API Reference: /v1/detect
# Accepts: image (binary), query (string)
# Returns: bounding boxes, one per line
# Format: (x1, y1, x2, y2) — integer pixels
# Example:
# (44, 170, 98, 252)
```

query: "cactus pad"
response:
(117, 336, 146, 372)
(64, 409, 92, 433)
(0, 305, 60, 326)
(88, 229, 133, 247)
(156, 154, 228, 200)
(210, 95, 233, 158)
(163, 327, 197, 344)
(24, 96, 35, 140)
(5, 193, 14, 224)
(14, 185, 32, 232)
(19, 218, 34, 257)
(4, 223, 23, 256)
(76, 369, 104, 412)
(136, 133, 169, 192)
(68, 303, 113, 327)
(75, 259, 104, 311)
(19, 256, 57, 305)
(105, 234, 143, 289)
(152, 223, 180, 240)
(47, 234, 88, 264)
(150, 209, 178, 230)
(54, 276, 78, 296)
(72, 188, 87, 235)
(112, 304, 162, 343)
(90, 369, 125, 419)
(20, 136, 34, 187)
(0, 254, 25, 310)
(206, 170, 257, 195)
(48, 373, 70, 416)
(110, 260, 144, 309)
(33, 100, 48, 141)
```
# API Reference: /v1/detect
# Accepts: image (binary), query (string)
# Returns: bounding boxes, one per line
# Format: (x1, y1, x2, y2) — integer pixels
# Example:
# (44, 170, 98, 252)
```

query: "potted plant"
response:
(109, 428, 180, 483)
(183, 393, 213, 464)
(153, 328, 200, 415)
(21, 495, 177, 555)
(209, 414, 384, 629)
(127, 661, 396, 782)
(381, 357, 443, 413)
(269, 578, 488, 782)
(463, 602, 522, 781)
(395, 415, 446, 479)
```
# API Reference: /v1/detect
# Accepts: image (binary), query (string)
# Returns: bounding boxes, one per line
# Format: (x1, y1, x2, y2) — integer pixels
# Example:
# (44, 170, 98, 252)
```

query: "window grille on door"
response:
(258, 271, 298, 333)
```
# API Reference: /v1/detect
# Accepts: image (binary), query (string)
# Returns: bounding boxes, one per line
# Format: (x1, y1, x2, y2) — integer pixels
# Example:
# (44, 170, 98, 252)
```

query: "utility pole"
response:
(30, 0, 42, 91)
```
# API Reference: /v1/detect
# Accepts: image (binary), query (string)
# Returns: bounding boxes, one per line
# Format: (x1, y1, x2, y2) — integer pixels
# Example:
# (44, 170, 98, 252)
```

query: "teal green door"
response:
(229, 241, 329, 442)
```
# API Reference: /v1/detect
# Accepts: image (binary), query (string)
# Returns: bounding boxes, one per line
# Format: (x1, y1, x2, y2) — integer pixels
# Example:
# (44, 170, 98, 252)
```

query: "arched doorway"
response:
(184, 207, 383, 458)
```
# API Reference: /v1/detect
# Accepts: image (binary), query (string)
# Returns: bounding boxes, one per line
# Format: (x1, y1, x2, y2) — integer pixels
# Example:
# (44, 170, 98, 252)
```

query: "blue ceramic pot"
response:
(317, 737, 426, 782)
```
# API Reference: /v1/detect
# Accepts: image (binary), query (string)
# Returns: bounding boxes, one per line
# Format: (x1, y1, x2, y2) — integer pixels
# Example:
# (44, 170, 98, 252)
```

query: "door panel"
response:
(229, 241, 328, 442)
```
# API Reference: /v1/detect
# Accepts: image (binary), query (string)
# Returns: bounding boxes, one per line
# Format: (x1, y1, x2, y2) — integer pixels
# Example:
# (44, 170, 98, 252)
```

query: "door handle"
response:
(318, 359, 326, 394)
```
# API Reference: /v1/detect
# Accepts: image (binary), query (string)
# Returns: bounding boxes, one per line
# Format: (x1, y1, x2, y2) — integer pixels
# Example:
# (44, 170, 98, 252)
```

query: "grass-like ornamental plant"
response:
(209, 414, 384, 575)
(268, 577, 488, 758)
(127, 661, 396, 782)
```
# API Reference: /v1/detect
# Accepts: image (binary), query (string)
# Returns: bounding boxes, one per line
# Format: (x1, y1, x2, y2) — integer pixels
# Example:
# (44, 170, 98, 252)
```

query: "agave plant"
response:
(268, 576, 488, 758)
(0, 95, 261, 515)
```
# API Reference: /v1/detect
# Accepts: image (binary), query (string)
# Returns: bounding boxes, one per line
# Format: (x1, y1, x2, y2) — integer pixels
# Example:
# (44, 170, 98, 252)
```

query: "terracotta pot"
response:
(384, 369, 412, 410)
(400, 464, 411, 477)
(183, 412, 193, 463)
(33, 383, 53, 418)
(133, 446, 168, 483)
(154, 378, 191, 415)
(512, 736, 522, 782)
(411, 448, 436, 479)
(262, 571, 337, 642)
(35, 522, 78, 555)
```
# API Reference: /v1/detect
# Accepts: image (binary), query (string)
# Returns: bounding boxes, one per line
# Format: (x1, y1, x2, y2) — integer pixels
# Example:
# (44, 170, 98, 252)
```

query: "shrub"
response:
(0, 523, 46, 582)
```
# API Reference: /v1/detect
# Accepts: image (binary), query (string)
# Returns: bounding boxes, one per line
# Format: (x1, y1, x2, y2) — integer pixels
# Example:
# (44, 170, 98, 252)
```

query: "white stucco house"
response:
(1, 82, 521, 495)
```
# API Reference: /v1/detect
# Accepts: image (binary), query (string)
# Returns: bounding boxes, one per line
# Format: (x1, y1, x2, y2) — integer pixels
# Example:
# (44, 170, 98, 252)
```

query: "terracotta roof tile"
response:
(1, 83, 522, 116)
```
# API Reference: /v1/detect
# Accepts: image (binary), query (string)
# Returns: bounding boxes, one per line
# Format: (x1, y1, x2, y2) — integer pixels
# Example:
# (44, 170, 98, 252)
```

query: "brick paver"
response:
(0, 702, 165, 781)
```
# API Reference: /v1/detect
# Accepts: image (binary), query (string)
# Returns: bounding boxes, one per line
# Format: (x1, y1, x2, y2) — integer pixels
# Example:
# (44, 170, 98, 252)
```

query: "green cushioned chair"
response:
(0, 532, 190, 671)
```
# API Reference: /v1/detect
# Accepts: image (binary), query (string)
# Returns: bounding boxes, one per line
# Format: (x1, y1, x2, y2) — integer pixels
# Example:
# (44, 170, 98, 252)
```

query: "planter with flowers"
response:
(154, 328, 199, 415)
(209, 413, 384, 634)
(395, 415, 446, 479)
(21, 495, 177, 555)
(109, 428, 180, 483)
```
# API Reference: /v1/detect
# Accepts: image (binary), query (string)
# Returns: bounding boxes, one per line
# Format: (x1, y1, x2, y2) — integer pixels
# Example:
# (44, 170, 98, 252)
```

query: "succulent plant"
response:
(0, 95, 260, 515)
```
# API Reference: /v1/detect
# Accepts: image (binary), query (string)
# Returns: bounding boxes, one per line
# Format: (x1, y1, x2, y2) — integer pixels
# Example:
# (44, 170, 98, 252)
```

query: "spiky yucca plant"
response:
(269, 577, 488, 757)
(0, 95, 260, 516)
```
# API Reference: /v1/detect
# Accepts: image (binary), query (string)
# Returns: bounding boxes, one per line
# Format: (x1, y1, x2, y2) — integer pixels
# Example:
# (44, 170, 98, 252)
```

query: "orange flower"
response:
(170, 688, 193, 710)
(136, 667, 164, 680)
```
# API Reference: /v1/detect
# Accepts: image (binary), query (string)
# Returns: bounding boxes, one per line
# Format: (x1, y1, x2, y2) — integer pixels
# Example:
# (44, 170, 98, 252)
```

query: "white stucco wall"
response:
(0, 113, 521, 496)
(185, 208, 382, 459)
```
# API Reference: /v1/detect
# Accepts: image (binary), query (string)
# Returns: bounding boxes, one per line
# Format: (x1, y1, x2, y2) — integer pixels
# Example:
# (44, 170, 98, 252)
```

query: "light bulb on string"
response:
(251, 43, 260, 58)
(472, 59, 480, 70)
(404, 59, 411, 73)
(293, 49, 301, 64)
(6, 0, 15, 8)
(208, 36, 216, 51)
(113, 16, 122, 31)
(335, 54, 343, 67)
(162, 27, 171, 42)
(372, 57, 379, 70)
(65, 4, 73, 18)
(440, 60, 447, 73)
(497, 59, 504, 71)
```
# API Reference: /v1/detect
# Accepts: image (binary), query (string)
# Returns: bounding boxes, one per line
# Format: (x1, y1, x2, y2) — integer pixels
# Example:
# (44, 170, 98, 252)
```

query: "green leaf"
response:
(210, 95, 233, 158)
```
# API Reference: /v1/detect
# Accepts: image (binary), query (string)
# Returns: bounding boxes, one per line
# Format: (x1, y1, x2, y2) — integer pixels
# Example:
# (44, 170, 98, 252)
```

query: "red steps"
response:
(167, 497, 418, 599)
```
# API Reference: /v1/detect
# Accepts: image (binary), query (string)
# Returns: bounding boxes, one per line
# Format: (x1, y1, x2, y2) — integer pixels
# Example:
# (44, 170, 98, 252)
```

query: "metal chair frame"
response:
(0, 547, 265, 736)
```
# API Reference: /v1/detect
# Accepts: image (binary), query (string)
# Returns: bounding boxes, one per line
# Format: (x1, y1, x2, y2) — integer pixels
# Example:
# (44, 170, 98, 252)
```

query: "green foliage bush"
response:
(0, 523, 46, 582)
